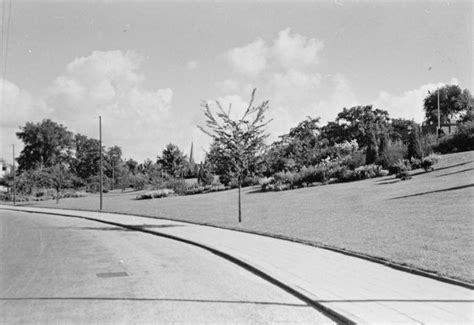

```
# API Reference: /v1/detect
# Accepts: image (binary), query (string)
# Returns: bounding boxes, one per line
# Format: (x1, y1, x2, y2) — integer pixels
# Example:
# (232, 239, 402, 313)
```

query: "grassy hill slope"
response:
(27, 151, 474, 282)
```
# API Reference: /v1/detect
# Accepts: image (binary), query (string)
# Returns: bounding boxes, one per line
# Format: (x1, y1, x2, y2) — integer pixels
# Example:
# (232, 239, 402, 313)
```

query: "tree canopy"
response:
(72, 134, 102, 180)
(16, 119, 73, 172)
(157, 143, 187, 178)
(322, 105, 390, 147)
(423, 85, 473, 125)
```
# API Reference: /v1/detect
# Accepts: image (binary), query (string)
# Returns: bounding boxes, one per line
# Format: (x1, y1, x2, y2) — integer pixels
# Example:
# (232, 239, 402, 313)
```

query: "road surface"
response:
(0, 209, 332, 323)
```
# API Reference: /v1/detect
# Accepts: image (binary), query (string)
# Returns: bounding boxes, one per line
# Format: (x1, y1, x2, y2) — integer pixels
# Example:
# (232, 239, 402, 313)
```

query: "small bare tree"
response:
(199, 89, 271, 223)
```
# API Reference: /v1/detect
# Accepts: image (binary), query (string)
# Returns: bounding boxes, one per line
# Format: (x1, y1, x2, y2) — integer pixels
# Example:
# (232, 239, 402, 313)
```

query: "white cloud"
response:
(226, 28, 324, 77)
(268, 69, 321, 104)
(186, 60, 199, 70)
(220, 28, 327, 139)
(227, 38, 268, 76)
(272, 28, 324, 69)
(45, 50, 174, 161)
(0, 79, 49, 128)
(0, 78, 51, 159)
(373, 78, 459, 122)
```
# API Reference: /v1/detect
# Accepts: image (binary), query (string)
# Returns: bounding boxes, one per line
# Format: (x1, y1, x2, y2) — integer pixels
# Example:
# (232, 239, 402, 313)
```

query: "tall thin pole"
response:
(238, 182, 242, 223)
(12, 144, 16, 206)
(99, 116, 103, 210)
(112, 160, 115, 190)
(437, 89, 440, 138)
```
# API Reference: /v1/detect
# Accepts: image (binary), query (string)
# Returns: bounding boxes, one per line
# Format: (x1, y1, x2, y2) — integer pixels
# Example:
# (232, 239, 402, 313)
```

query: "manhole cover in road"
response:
(96, 271, 128, 278)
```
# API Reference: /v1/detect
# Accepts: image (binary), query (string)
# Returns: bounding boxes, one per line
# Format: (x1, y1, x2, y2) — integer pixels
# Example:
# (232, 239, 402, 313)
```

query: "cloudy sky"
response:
(0, 0, 472, 163)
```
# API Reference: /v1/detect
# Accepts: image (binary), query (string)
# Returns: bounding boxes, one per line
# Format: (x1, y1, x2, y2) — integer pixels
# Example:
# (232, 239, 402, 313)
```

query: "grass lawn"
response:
(20, 151, 474, 283)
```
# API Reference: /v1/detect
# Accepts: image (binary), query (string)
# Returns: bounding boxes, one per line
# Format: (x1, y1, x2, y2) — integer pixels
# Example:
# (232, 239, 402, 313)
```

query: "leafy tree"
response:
(262, 117, 327, 174)
(424, 85, 473, 126)
(197, 161, 214, 185)
(16, 119, 73, 172)
(199, 88, 270, 223)
(104, 145, 122, 189)
(157, 144, 187, 178)
(322, 105, 390, 147)
(42, 164, 75, 203)
(390, 118, 415, 143)
(72, 134, 102, 180)
(125, 158, 139, 175)
(138, 158, 154, 174)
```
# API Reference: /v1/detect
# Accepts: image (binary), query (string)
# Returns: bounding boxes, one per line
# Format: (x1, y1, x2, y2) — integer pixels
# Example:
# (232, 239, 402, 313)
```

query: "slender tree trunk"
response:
(238, 180, 242, 223)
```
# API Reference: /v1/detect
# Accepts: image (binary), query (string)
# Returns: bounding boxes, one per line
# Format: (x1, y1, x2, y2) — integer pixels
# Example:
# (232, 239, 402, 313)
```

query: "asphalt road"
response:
(0, 209, 332, 323)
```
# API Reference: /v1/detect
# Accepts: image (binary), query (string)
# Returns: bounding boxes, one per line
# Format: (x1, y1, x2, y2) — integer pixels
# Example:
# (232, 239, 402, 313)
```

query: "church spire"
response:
(189, 142, 194, 165)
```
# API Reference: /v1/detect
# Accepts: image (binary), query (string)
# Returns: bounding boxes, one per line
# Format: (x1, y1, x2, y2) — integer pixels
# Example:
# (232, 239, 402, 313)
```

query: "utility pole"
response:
(437, 89, 441, 138)
(99, 116, 103, 211)
(12, 144, 16, 206)
(112, 160, 115, 190)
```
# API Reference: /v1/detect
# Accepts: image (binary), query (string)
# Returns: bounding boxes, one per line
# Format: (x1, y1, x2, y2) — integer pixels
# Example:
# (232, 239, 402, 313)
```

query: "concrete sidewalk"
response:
(3, 205, 473, 324)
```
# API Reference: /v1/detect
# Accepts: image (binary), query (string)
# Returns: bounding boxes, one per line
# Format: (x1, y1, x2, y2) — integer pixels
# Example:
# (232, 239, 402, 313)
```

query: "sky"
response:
(0, 0, 472, 163)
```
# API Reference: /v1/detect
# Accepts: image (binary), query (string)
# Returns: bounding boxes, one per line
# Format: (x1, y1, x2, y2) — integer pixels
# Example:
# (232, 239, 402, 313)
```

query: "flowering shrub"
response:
(421, 154, 440, 171)
(136, 189, 175, 200)
(159, 179, 188, 195)
(334, 140, 359, 158)
(410, 157, 423, 169)
(389, 159, 412, 179)
(183, 183, 228, 195)
(353, 164, 381, 180)
(341, 150, 366, 170)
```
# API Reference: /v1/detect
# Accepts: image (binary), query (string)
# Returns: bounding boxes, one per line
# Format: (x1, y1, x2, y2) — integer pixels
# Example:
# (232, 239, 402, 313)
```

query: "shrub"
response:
(136, 189, 174, 200)
(436, 121, 474, 153)
(258, 177, 273, 186)
(407, 125, 423, 159)
(61, 190, 87, 199)
(379, 169, 389, 177)
(342, 150, 366, 170)
(274, 171, 295, 186)
(410, 157, 422, 169)
(327, 164, 349, 180)
(377, 140, 407, 170)
(421, 154, 440, 171)
(420, 132, 437, 156)
(34, 188, 56, 199)
(130, 174, 148, 191)
(300, 165, 327, 184)
(160, 178, 188, 195)
(389, 159, 408, 176)
(184, 183, 205, 195)
(353, 164, 379, 180)
(389, 159, 412, 178)
(334, 140, 359, 158)
(86, 175, 111, 193)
